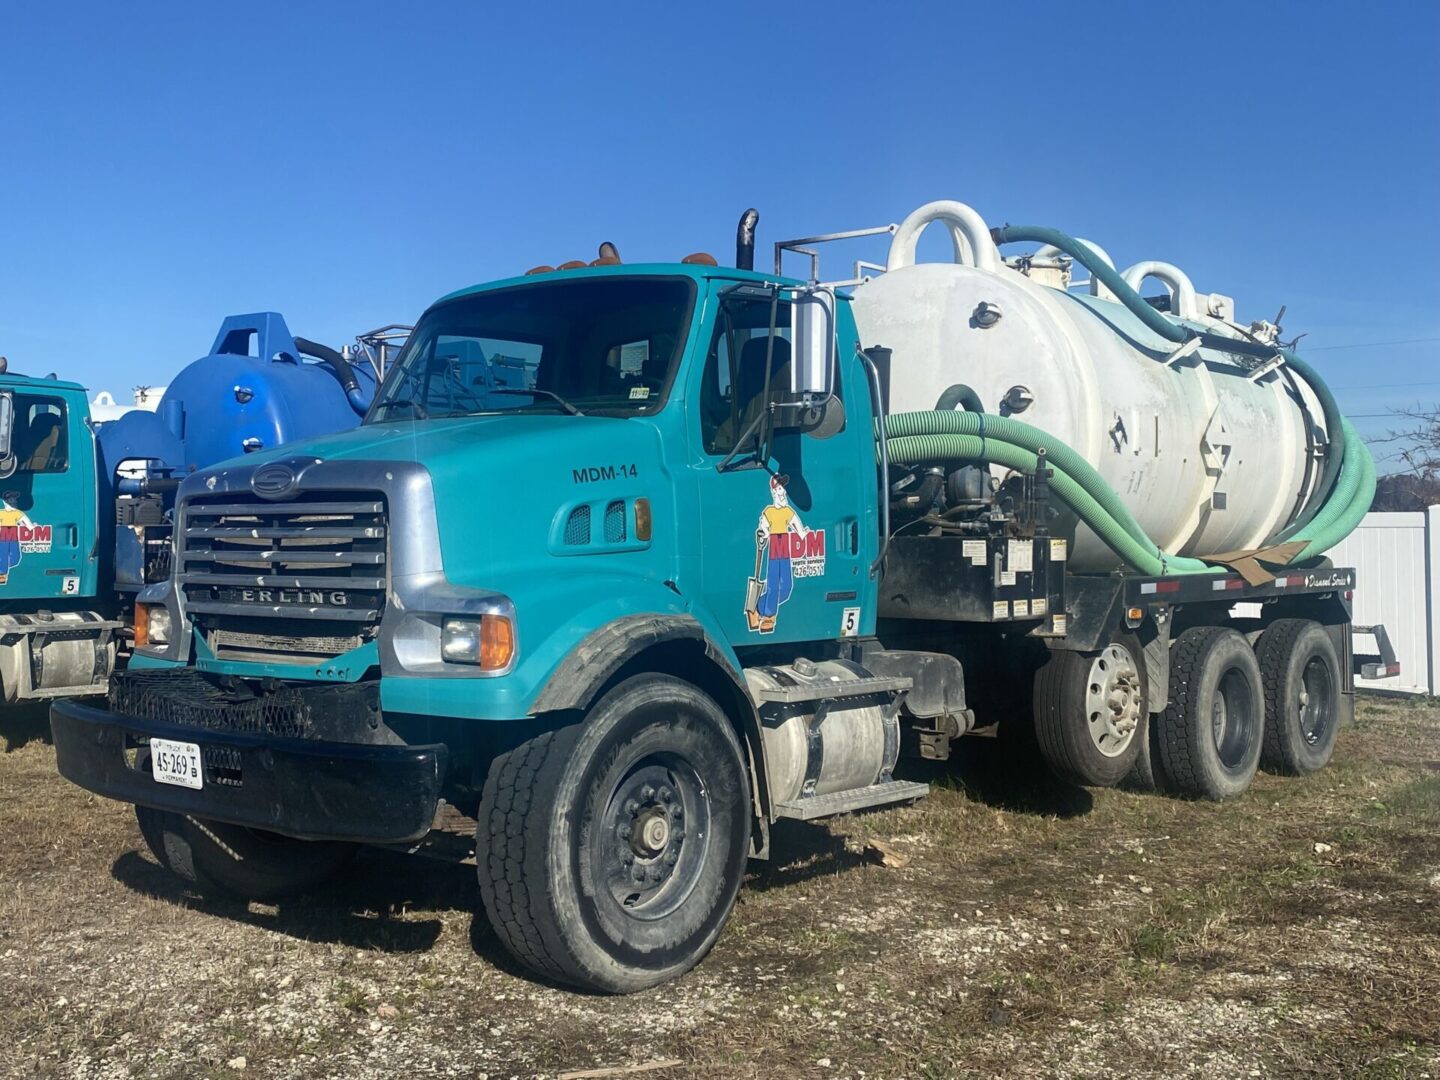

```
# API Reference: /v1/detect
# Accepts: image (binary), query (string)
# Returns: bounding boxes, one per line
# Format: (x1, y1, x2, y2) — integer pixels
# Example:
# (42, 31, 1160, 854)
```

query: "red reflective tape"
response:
(1154, 580, 1182, 594)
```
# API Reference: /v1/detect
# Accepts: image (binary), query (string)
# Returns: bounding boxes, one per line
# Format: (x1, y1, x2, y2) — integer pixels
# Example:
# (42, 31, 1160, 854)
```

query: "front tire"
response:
(135, 805, 353, 901)
(1257, 619, 1341, 775)
(476, 674, 751, 993)
(1156, 627, 1264, 800)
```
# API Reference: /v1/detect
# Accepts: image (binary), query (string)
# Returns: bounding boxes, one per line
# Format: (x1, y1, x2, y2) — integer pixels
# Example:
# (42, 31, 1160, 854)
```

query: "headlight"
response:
(441, 614, 515, 671)
(136, 603, 171, 648)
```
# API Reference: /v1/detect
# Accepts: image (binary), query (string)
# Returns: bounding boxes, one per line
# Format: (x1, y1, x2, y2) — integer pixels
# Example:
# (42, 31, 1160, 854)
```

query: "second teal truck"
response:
(51, 200, 1382, 992)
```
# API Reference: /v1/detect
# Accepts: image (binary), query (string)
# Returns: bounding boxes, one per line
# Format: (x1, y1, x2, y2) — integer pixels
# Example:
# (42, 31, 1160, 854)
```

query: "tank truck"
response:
(51, 201, 1392, 992)
(0, 312, 404, 705)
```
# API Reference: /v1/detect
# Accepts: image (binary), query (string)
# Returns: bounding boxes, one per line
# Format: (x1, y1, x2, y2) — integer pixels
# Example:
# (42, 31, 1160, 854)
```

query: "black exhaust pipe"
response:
(735, 208, 759, 271)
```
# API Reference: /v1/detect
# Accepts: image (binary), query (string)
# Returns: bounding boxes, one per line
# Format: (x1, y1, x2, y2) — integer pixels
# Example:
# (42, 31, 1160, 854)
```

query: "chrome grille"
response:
(179, 490, 386, 659)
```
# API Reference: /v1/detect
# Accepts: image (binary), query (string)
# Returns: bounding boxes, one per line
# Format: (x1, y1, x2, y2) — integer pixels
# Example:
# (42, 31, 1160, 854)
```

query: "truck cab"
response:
(0, 374, 112, 701)
(53, 261, 912, 990)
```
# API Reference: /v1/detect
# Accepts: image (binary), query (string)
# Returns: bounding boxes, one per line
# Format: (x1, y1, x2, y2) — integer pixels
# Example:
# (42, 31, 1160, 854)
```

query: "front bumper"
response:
(51, 698, 447, 845)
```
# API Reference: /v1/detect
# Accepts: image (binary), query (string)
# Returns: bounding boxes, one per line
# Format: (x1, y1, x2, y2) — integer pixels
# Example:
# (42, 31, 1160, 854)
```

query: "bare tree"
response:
(1369, 405, 1440, 510)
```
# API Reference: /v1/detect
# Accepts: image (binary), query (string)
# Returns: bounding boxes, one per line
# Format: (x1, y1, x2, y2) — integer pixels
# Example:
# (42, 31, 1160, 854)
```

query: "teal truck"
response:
(0, 371, 112, 700)
(51, 201, 1384, 992)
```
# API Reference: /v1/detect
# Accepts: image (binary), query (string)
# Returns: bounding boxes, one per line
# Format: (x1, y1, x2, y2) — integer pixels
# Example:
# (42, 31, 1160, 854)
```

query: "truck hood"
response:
(187, 413, 670, 539)
(210, 411, 653, 475)
(234, 413, 641, 468)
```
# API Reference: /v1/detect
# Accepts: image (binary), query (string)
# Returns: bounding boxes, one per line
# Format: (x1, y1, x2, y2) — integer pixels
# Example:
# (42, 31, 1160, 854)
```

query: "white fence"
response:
(1328, 507, 1439, 696)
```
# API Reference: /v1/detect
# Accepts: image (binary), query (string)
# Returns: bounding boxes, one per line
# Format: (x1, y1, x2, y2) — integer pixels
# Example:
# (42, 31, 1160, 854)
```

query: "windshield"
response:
(369, 276, 696, 422)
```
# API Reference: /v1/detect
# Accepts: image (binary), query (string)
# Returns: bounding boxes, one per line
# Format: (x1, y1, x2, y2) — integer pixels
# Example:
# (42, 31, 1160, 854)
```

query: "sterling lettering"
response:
(238, 588, 350, 606)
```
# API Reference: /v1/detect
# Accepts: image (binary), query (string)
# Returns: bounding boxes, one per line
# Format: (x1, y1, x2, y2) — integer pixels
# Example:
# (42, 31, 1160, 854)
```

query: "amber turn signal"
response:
(479, 615, 516, 671)
(133, 602, 149, 648)
(634, 497, 652, 542)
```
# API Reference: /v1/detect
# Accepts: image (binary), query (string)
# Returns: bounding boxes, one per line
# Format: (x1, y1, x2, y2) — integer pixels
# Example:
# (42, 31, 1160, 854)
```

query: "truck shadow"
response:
(909, 733, 1096, 819)
(110, 845, 533, 981)
(747, 818, 869, 893)
(746, 737, 1092, 894)
(1, 702, 53, 752)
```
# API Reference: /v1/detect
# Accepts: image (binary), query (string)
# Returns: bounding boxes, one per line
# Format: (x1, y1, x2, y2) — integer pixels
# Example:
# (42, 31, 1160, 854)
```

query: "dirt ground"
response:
(2, 696, 1438, 1080)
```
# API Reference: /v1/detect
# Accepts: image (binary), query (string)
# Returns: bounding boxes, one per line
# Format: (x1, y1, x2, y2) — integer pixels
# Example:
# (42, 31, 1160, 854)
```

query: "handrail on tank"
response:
(1121, 260, 1200, 321)
(885, 200, 1002, 273)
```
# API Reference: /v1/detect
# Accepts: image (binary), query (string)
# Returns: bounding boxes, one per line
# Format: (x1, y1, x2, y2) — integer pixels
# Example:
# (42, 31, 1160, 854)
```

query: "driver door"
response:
(689, 290, 864, 646)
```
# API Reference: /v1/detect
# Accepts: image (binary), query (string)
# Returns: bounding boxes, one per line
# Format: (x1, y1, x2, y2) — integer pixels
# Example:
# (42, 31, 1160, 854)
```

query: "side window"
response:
(700, 298, 794, 455)
(14, 396, 68, 473)
(699, 296, 844, 455)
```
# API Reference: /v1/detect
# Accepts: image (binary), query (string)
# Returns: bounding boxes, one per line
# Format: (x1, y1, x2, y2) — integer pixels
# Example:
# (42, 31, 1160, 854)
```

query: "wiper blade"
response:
(492, 388, 585, 416)
(378, 398, 430, 419)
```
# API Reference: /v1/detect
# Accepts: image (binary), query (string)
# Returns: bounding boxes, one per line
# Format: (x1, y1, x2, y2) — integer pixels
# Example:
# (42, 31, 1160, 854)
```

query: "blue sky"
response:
(2, 2, 1436, 466)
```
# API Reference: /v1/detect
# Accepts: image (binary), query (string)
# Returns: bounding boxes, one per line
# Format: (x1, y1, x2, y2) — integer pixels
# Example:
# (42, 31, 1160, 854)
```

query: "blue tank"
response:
(97, 312, 379, 480)
(93, 313, 383, 591)
(157, 312, 378, 472)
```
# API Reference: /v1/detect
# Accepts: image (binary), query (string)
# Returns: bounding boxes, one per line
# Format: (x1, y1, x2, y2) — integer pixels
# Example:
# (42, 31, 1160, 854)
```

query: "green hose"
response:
(990, 223, 1349, 535)
(883, 411, 1374, 576)
(1291, 418, 1376, 561)
(884, 409, 1211, 572)
(886, 431, 1208, 576)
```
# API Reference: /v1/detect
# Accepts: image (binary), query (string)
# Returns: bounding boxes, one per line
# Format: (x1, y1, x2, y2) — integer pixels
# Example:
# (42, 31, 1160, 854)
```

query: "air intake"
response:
(604, 500, 627, 543)
(564, 505, 591, 545)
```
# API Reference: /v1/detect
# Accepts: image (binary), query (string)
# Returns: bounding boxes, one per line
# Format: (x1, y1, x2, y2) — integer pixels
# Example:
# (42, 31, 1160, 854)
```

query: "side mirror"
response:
(0, 392, 13, 460)
(790, 287, 836, 402)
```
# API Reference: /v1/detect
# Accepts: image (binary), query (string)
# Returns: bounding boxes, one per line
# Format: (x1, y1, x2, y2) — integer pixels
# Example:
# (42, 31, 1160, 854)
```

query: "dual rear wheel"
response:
(1032, 619, 1341, 800)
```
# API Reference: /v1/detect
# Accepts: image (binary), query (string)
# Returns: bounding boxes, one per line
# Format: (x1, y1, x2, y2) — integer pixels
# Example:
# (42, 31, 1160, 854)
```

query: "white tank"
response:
(849, 201, 1329, 570)
(90, 386, 168, 423)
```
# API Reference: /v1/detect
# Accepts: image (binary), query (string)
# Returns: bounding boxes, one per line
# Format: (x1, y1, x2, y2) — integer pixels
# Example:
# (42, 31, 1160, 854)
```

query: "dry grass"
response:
(1, 697, 1438, 1079)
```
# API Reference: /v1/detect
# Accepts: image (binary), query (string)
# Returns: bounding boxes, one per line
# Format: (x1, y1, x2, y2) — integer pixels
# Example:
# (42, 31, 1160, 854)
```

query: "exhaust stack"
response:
(736, 208, 759, 271)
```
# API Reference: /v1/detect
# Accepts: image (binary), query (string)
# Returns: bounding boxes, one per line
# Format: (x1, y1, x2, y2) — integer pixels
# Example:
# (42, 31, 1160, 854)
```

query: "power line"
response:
(1304, 336, 1440, 352)
(1333, 379, 1440, 391)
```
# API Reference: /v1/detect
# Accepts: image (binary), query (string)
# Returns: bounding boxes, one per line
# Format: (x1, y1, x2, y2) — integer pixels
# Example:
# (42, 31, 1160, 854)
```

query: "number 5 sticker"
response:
(62, 576, 79, 595)
(840, 606, 861, 637)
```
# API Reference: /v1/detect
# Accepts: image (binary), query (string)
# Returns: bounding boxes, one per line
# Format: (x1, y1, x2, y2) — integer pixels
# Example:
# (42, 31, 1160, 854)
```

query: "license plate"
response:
(150, 738, 203, 790)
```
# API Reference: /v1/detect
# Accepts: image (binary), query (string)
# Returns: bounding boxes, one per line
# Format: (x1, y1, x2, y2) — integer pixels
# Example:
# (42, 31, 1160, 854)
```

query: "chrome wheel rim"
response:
(1084, 643, 1143, 758)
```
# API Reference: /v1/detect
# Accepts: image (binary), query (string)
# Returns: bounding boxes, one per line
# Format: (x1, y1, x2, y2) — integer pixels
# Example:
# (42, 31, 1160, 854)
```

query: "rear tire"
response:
(476, 674, 751, 993)
(1123, 712, 1171, 794)
(1032, 639, 1146, 787)
(1156, 627, 1264, 800)
(135, 805, 353, 902)
(1257, 619, 1341, 775)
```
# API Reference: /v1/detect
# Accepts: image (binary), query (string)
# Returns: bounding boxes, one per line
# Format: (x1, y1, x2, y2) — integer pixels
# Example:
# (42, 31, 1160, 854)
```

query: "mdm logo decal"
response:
(0, 501, 53, 585)
(744, 473, 825, 634)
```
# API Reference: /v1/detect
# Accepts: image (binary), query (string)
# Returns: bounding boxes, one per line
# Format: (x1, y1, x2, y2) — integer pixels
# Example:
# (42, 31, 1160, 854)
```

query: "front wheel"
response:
(476, 674, 751, 993)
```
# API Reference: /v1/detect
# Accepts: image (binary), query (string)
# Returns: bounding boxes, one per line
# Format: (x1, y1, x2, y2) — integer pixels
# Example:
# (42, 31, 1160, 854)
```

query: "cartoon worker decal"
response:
(744, 474, 826, 633)
(0, 502, 26, 585)
(0, 500, 53, 586)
